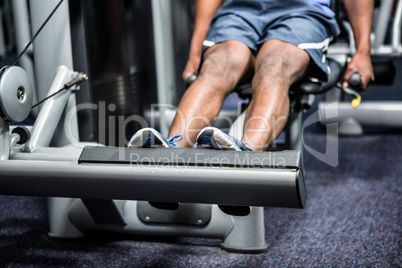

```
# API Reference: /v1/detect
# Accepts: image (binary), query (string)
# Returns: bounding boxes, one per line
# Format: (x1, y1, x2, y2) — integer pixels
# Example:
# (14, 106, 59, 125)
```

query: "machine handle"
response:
(185, 74, 197, 88)
(342, 73, 362, 109)
(348, 72, 363, 90)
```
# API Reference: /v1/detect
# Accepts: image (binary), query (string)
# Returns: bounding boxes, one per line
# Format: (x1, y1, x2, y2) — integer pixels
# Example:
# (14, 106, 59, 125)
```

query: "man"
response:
(129, 0, 374, 151)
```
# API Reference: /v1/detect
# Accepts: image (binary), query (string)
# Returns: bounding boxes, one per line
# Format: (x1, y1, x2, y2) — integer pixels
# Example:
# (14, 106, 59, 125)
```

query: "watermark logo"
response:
(302, 101, 339, 167)
(128, 151, 286, 174)
(63, 100, 340, 169)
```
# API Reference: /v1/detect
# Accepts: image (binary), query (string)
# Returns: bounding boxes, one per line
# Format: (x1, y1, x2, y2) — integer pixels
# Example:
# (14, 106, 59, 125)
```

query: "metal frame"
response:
(67, 200, 268, 253)
(3, 149, 302, 209)
(0, 9, 4, 58)
(0, 63, 307, 252)
(28, 0, 79, 146)
(12, 0, 36, 105)
(323, 0, 402, 135)
(151, 0, 177, 137)
(328, 0, 402, 56)
(0, 1, 312, 253)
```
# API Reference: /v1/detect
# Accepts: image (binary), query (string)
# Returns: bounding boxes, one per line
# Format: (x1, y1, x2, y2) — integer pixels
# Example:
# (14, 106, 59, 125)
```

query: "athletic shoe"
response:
(196, 127, 252, 151)
(128, 128, 182, 148)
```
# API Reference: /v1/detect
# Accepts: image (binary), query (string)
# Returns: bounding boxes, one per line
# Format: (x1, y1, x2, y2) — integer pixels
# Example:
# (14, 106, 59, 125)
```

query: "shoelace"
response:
(167, 135, 183, 147)
(228, 135, 253, 151)
(243, 143, 254, 151)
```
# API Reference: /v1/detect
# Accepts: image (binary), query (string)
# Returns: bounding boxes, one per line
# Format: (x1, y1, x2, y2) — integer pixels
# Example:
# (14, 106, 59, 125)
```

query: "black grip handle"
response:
(185, 74, 197, 88)
(348, 73, 363, 90)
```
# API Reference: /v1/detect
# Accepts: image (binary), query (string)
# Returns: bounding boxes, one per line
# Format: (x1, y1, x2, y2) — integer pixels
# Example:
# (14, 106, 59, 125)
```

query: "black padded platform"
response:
(78, 147, 302, 170)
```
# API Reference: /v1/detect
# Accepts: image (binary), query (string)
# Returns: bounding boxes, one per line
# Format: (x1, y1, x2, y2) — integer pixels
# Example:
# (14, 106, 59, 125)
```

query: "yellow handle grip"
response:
(342, 86, 362, 109)
(351, 95, 361, 109)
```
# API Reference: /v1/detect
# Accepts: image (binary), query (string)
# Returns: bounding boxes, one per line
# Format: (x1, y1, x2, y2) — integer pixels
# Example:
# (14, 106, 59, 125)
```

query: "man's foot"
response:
(128, 128, 182, 148)
(196, 127, 252, 151)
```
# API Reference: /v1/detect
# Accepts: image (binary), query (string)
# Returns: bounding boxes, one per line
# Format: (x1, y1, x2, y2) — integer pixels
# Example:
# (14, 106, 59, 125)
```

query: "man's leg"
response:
(169, 40, 255, 147)
(241, 40, 311, 151)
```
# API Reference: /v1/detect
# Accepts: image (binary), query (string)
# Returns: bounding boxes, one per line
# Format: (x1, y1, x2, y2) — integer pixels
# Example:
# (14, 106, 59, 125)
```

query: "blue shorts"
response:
(203, 0, 340, 81)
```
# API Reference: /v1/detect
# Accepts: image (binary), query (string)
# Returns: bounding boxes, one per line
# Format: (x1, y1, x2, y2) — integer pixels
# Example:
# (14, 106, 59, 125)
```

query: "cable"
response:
(31, 72, 88, 109)
(31, 87, 66, 109)
(12, 0, 64, 66)
(5, 0, 88, 110)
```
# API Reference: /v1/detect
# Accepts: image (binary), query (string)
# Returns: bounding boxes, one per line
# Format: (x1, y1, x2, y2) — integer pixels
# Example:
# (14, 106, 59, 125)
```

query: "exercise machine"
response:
(0, 64, 308, 253)
(0, 0, 362, 253)
(0, 58, 359, 252)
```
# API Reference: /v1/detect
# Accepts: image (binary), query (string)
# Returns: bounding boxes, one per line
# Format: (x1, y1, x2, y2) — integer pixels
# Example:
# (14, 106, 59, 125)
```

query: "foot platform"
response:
(0, 147, 306, 208)
(0, 146, 306, 253)
(78, 147, 306, 208)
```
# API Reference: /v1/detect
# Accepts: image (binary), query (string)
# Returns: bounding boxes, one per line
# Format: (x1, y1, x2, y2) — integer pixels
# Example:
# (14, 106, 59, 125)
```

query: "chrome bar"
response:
(392, 0, 402, 55)
(373, 0, 394, 50)
(0, 158, 304, 208)
(24, 66, 76, 152)
(0, 117, 9, 160)
(151, 0, 177, 136)
(318, 101, 402, 127)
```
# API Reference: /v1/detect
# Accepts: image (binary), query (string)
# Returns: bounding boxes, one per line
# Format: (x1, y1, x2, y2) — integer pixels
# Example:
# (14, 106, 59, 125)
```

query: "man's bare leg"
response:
(169, 40, 255, 147)
(242, 40, 311, 151)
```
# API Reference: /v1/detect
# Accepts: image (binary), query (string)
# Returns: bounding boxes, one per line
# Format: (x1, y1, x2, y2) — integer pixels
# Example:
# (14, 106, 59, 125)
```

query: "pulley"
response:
(0, 66, 34, 122)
